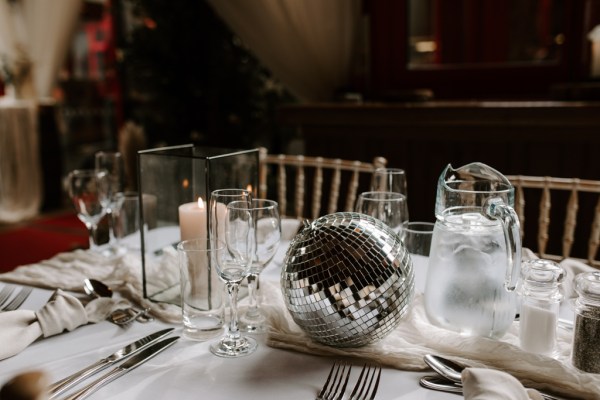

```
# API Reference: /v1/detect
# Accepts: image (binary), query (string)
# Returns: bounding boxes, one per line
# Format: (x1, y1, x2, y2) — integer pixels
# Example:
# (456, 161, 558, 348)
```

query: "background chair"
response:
(507, 175, 600, 268)
(258, 147, 387, 220)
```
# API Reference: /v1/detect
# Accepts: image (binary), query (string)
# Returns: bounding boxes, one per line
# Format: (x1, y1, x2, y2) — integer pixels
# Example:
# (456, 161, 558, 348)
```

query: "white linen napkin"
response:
(0, 249, 182, 324)
(0, 289, 129, 360)
(461, 368, 544, 400)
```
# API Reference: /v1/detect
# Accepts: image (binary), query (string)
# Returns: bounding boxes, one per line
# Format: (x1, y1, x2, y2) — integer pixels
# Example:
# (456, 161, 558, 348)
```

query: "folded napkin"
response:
(462, 368, 544, 400)
(0, 249, 182, 323)
(0, 289, 129, 360)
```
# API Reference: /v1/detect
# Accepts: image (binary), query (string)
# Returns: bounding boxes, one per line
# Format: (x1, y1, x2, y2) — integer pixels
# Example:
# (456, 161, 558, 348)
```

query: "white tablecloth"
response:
(0, 223, 596, 399)
(0, 97, 41, 223)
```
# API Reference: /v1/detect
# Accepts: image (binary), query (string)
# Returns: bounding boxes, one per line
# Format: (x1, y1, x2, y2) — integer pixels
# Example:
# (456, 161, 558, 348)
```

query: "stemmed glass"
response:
(66, 169, 109, 252)
(355, 191, 408, 234)
(370, 167, 408, 195)
(95, 151, 125, 255)
(209, 198, 257, 357)
(370, 167, 410, 224)
(238, 199, 281, 333)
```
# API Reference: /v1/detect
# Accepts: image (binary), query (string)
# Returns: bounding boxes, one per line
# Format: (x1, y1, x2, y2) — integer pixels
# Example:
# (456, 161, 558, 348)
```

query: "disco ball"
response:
(281, 212, 415, 348)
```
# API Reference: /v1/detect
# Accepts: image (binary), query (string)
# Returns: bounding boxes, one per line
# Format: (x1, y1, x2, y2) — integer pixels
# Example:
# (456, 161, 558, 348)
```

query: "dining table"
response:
(0, 219, 597, 400)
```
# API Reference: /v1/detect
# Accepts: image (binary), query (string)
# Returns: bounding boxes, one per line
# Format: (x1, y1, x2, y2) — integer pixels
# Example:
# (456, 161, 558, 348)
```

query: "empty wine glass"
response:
(370, 168, 410, 221)
(370, 167, 408, 195)
(66, 169, 109, 252)
(209, 189, 252, 241)
(355, 191, 408, 233)
(209, 199, 257, 358)
(95, 151, 125, 255)
(238, 199, 281, 334)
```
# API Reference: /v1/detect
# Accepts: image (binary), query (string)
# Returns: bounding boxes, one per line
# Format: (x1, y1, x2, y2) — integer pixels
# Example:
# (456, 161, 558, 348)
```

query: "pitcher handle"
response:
(484, 197, 522, 291)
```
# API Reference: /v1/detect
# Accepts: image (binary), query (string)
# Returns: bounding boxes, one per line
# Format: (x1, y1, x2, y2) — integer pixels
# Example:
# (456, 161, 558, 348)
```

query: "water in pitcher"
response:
(424, 211, 518, 339)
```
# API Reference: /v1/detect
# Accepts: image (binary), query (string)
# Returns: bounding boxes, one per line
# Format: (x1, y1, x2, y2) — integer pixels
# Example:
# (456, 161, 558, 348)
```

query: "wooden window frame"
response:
(366, 0, 599, 99)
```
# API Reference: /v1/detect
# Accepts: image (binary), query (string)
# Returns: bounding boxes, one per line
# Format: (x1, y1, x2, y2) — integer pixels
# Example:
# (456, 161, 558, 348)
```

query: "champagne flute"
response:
(209, 199, 257, 357)
(66, 169, 109, 252)
(95, 151, 125, 255)
(355, 191, 408, 233)
(238, 199, 281, 333)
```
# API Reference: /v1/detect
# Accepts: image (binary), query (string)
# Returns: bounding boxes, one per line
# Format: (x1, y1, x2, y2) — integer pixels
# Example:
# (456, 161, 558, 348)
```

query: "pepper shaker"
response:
(518, 259, 564, 356)
(572, 271, 600, 373)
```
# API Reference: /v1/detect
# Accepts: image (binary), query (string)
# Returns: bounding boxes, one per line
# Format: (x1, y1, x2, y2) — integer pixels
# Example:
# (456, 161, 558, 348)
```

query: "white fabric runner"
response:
(1, 241, 599, 398)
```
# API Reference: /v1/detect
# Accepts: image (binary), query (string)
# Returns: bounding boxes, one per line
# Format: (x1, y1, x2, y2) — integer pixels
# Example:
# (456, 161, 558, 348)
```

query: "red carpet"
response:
(0, 211, 89, 273)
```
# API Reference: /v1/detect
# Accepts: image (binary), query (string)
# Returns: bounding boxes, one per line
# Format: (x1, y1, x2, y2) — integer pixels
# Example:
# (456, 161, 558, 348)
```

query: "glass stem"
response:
(226, 283, 241, 340)
(86, 223, 101, 252)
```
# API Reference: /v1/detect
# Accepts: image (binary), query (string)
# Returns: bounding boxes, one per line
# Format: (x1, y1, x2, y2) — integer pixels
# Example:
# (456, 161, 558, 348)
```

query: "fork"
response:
(0, 285, 16, 308)
(1, 286, 33, 311)
(348, 363, 381, 400)
(316, 360, 352, 400)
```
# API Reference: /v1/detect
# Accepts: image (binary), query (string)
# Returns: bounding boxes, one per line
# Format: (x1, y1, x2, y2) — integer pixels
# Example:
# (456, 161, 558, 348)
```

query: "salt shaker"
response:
(572, 271, 600, 373)
(518, 259, 564, 356)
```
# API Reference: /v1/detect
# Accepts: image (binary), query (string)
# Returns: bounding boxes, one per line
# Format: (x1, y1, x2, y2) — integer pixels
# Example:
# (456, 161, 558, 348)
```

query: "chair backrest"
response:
(506, 175, 600, 268)
(258, 147, 387, 220)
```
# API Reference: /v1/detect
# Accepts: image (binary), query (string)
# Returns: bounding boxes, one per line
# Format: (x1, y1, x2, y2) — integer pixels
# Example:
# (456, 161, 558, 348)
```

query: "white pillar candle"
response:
(179, 197, 207, 241)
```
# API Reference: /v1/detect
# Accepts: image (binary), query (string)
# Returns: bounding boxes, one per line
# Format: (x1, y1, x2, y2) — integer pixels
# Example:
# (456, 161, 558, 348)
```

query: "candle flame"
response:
(197, 197, 204, 209)
(246, 184, 253, 194)
(182, 179, 190, 189)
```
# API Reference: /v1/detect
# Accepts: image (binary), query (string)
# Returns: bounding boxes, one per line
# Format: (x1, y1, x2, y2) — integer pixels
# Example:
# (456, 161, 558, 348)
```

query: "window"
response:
(367, 0, 600, 99)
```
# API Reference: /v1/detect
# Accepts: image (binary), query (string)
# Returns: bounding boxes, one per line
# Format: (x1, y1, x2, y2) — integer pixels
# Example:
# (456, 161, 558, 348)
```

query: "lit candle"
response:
(178, 197, 207, 241)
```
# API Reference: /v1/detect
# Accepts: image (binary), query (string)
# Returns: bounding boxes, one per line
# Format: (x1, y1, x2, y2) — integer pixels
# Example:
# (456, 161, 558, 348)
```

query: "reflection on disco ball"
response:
(281, 212, 415, 348)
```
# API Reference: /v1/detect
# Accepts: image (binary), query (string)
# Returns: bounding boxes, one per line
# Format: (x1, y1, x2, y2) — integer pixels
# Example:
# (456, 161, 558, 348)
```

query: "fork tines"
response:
(0, 285, 16, 308)
(317, 360, 352, 400)
(349, 363, 382, 400)
(1, 286, 33, 312)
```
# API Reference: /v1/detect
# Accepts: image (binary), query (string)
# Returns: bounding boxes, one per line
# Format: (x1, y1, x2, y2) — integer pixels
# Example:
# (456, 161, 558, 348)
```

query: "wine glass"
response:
(209, 199, 257, 358)
(371, 168, 407, 194)
(238, 199, 281, 333)
(209, 189, 252, 243)
(370, 168, 409, 221)
(66, 169, 109, 252)
(95, 151, 125, 255)
(355, 191, 408, 233)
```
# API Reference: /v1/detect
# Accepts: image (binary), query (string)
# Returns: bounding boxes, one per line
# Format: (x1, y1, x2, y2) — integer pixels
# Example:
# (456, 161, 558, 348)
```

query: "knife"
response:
(48, 328, 174, 399)
(60, 336, 179, 400)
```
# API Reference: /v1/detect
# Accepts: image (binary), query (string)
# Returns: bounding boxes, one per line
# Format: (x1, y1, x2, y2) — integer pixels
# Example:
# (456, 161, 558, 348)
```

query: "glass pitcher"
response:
(424, 162, 521, 339)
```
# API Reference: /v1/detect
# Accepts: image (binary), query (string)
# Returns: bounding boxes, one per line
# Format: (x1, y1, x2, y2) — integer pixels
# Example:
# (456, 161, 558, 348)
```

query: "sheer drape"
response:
(0, 0, 82, 100)
(207, 0, 363, 102)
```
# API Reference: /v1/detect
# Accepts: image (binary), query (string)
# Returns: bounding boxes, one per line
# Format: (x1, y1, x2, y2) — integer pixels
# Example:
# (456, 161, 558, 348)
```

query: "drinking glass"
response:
(370, 167, 408, 196)
(400, 221, 435, 257)
(237, 199, 281, 333)
(66, 169, 109, 252)
(355, 191, 408, 233)
(208, 189, 252, 244)
(95, 151, 125, 255)
(209, 200, 257, 357)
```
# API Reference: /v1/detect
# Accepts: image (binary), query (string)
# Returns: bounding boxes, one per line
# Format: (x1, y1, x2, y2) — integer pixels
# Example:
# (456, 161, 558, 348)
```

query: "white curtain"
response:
(207, 0, 363, 102)
(0, 0, 82, 100)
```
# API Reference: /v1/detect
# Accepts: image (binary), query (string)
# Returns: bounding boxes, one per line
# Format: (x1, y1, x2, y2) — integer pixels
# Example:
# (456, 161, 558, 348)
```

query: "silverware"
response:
(316, 360, 352, 400)
(59, 336, 179, 400)
(419, 374, 567, 400)
(419, 375, 462, 394)
(0, 285, 16, 307)
(348, 363, 381, 400)
(423, 355, 570, 400)
(48, 328, 174, 399)
(1, 286, 33, 311)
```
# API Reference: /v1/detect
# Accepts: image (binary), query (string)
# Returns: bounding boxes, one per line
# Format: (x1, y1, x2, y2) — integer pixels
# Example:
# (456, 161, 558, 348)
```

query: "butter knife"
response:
(59, 336, 179, 400)
(48, 328, 174, 399)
